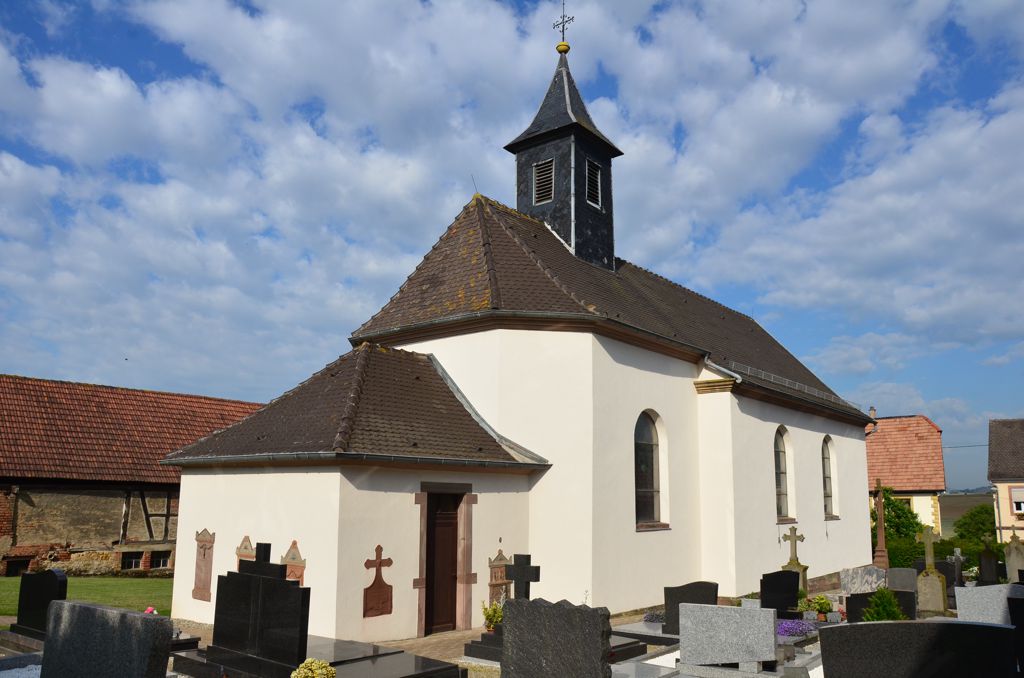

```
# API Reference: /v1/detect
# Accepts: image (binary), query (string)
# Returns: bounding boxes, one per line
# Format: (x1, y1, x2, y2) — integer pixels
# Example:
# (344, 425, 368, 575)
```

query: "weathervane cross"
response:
(553, 0, 574, 41)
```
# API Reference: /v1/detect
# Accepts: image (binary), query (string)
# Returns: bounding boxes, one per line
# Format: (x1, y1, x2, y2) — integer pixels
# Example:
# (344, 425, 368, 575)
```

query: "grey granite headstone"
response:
(502, 598, 611, 678)
(677, 602, 776, 668)
(739, 598, 761, 609)
(661, 581, 717, 635)
(954, 584, 1024, 625)
(40, 600, 172, 678)
(886, 567, 918, 592)
(820, 620, 1016, 677)
(840, 565, 886, 595)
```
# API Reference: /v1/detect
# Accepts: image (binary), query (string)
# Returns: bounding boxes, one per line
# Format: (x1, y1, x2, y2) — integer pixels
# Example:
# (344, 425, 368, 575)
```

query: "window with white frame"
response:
(533, 158, 554, 205)
(775, 428, 789, 518)
(1012, 488, 1024, 514)
(635, 412, 660, 524)
(822, 436, 834, 516)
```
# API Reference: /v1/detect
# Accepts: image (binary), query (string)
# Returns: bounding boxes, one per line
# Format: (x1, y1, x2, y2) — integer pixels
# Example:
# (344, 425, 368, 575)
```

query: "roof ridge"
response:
(473, 195, 502, 309)
(332, 342, 373, 452)
(481, 198, 598, 316)
(0, 373, 261, 406)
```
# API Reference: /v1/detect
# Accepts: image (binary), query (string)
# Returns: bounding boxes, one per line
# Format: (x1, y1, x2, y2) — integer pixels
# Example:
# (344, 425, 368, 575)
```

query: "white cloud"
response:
(804, 332, 927, 375)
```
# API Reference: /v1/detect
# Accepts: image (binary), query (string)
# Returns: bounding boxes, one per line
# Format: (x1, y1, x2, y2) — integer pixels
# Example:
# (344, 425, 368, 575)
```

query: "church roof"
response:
(504, 53, 622, 157)
(0, 374, 260, 484)
(865, 414, 946, 492)
(165, 343, 547, 470)
(353, 196, 867, 423)
(989, 419, 1024, 481)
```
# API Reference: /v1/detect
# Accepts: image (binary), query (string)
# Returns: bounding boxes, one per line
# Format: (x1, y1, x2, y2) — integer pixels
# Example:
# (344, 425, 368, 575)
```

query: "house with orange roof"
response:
(0, 374, 259, 576)
(865, 409, 946, 533)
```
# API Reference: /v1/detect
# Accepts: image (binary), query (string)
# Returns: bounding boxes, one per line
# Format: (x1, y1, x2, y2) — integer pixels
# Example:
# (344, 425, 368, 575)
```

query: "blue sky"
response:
(1, 0, 1023, 489)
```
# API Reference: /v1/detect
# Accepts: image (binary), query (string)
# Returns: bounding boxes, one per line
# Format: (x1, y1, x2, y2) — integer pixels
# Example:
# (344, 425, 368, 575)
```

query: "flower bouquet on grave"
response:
(482, 591, 506, 632)
(291, 658, 336, 678)
(776, 619, 817, 638)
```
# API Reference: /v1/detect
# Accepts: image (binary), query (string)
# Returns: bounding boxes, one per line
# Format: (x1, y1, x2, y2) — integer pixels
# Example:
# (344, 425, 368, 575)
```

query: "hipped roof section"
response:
(353, 196, 867, 422)
(865, 415, 946, 493)
(989, 419, 1024, 481)
(165, 343, 546, 469)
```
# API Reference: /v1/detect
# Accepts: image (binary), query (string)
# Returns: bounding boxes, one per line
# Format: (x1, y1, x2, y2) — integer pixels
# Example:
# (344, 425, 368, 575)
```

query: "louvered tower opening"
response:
(533, 158, 554, 205)
(586, 159, 601, 207)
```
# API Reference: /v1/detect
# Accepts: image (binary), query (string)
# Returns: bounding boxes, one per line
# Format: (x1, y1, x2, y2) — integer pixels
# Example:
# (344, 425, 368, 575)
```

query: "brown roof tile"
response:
(989, 419, 1024, 481)
(354, 196, 864, 420)
(0, 375, 260, 484)
(166, 343, 544, 468)
(865, 415, 945, 492)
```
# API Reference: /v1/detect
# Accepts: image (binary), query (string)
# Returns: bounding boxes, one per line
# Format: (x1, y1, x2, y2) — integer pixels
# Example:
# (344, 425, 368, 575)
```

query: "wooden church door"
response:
(424, 493, 461, 634)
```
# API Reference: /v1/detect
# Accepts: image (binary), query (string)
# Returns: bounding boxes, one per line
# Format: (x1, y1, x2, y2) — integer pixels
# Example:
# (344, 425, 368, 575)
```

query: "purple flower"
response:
(776, 619, 816, 637)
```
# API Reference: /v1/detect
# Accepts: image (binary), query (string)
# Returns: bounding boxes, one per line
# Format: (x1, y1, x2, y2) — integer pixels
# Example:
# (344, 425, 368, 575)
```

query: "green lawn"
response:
(0, 577, 173, 617)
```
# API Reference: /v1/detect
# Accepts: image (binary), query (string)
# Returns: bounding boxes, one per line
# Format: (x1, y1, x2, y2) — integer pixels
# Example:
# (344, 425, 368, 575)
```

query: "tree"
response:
(953, 503, 996, 543)
(870, 486, 924, 542)
(862, 587, 908, 621)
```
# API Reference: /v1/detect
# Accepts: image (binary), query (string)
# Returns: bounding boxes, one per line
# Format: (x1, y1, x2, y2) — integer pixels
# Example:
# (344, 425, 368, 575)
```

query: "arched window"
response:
(822, 436, 835, 516)
(635, 413, 659, 524)
(774, 428, 788, 518)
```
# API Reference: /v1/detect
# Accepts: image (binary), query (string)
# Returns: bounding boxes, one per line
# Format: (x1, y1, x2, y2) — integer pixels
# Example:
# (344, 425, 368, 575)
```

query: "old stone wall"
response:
(16, 487, 125, 546)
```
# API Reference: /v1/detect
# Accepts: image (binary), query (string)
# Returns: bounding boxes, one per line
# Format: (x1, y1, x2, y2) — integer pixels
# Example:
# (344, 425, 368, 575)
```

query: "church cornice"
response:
(694, 378, 736, 394)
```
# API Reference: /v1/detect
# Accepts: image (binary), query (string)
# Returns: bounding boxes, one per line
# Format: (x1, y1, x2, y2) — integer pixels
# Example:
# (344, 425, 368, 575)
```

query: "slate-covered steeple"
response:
(505, 43, 622, 270)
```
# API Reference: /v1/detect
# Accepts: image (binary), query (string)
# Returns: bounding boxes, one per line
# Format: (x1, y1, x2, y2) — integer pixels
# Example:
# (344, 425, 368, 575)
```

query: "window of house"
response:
(1011, 488, 1024, 514)
(775, 428, 789, 519)
(586, 159, 601, 207)
(151, 550, 172, 569)
(120, 551, 143, 570)
(4, 558, 30, 577)
(635, 412, 660, 525)
(533, 158, 554, 205)
(822, 436, 834, 516)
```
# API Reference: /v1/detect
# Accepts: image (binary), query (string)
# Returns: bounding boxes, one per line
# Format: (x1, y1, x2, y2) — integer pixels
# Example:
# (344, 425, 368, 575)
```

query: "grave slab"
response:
(954, 583, 1024, 625)
(677, 602, 776, 667)
(840, 565, 885, 595)
(661, 581, 718, 635)
(819, 620, 1016, 677)
(759, 570, 800, 620)
(40, 601, 171, 678)
(10, 570, 67, 641)
(886, 568, 917, 592)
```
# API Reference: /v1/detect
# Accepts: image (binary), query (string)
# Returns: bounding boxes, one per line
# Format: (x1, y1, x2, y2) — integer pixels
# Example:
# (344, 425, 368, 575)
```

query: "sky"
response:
(1, 0, 1022, 490)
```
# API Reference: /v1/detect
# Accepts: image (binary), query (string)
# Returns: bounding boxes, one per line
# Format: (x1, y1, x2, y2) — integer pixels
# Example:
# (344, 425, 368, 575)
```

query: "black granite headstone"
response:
(759, 570, 800, 620)
(505, 554, 541, 600)
(11, 569, 67, 641)
(238, 542, 288, 580)
(502, 598, 611, 678)
(661, 581, 718, 635)
(206, 541, 310, 677)
(820, 620, 1016, 677)
(979, 549, 999, 585)
(845, 589, 917, 622)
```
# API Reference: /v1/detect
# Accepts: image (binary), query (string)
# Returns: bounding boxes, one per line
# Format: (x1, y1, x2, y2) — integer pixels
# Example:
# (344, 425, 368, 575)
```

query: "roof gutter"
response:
(163, 450, 550, 471)
(703, 357, 743, 383)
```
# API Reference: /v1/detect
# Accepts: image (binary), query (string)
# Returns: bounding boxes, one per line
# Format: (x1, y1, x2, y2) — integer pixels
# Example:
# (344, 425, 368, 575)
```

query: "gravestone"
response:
(677, 602, 776, 673)
(488, 549, 511, 604)
(1006, 597, 1024, 672)
(760, 570, 800, 620)
(10, 569, 67, 641)
(840, 565, 885, 595)
(40, 600, 172, 678)
(916, 527, 947, 614)
(362, 544, 393, 618)
(979, 547, 999, 585)
(192, 528, 215, 601)
(206, 541, 311, 675)
(502, 598, 611, 678)
(954, 584, 1024, 625)
(947, 548, 965, 587)
(780, 526, 808, 592)
(871, 479, 890, 568)
(819, 620, 1016, 677)
(845, 589, 916, 622)
(661, 581, 718, 635)
(1005, 533, 1024, 584)
(236, 535, 256, 569)
(281, 540, 306, 585)
(887, 567, 918, 592)
(506, 553, 541, 600)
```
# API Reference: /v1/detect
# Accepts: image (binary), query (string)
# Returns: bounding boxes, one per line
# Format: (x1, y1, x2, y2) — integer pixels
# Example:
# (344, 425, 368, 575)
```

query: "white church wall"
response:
(400, 329, 597, 604)
(728, 397, 871, 596)
(333, 466, 529, 642)
(589, 335, 703, 613)
(695, 386, 739, 596)
(170, 467, 343, 637)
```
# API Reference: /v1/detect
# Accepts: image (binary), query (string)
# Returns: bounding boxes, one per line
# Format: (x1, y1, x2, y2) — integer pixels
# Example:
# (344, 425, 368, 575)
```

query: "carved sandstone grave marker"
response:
(281, 540, 306, 586)
(916, 526, 947, 614)
(363, 544, 393, 618)
(192, 529, 215, 602)
(781, 526, 808, 592)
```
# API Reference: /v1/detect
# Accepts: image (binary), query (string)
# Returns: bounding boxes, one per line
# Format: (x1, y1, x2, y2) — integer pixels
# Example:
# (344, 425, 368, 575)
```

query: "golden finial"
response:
(553, 0, 574, 53)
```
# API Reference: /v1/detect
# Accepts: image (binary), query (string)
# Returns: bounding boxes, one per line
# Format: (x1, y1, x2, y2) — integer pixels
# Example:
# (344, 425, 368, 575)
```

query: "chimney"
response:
(869, 405, 877, 419)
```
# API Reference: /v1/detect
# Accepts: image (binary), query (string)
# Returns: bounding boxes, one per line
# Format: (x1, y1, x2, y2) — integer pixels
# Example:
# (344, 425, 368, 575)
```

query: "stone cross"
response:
(872, 478, 890, 568)
(363, 544, 394, 618)
(506, 553, 541, 600)
(364, 544, 393, 577)
(783, 526, 804, 564)
(917, 525, 938, 571)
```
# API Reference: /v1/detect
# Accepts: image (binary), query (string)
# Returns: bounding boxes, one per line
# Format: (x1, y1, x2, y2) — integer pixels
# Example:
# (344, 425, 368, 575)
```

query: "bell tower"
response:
(504, 41, 623, 270)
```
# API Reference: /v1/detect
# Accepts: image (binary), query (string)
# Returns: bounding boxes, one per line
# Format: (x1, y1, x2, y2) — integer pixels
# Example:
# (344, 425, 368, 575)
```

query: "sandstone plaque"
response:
(363, 544, 393, 618)
(192, 529, 215, 602)
(235, 535, 255, 569)
(280, 540, 306, 586)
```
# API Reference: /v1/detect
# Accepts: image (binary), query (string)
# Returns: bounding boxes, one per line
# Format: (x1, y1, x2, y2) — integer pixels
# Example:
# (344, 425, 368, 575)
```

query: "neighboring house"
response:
(989, 418, 1024, 541)
(0, 374, 260, 576)
(865, 410, 946, 533)
(167, 44, 873, 642)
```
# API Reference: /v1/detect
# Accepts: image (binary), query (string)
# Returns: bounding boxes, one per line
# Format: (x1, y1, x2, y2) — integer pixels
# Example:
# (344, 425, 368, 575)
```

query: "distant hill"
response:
(946, 486, 993, 495)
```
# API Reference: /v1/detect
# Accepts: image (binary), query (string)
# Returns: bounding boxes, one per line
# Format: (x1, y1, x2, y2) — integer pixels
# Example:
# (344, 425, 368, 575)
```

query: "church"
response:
(166, 41, 872, 643)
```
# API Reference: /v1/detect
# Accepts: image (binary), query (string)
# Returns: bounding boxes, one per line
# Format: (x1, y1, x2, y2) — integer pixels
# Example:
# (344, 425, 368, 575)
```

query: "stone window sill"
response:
(776, 517, 797, 525)
(825, 514, 841, 521)
(636, 522, 671, 532)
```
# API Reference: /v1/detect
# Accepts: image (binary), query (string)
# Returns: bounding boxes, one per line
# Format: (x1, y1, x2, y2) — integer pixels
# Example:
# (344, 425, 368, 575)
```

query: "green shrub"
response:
(481, 599, 503, 630)
(862, 587, 907, 621)
(885, 536, 924, 568)
(871, 487, 924, 543)
(954, 504, 996, 542)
